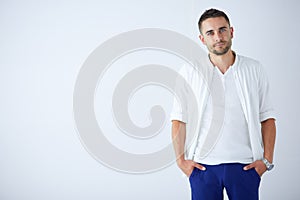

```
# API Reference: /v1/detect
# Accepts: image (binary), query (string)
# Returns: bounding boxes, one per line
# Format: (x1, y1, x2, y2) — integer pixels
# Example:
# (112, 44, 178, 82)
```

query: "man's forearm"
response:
(261, 118, 276, 162)
(171, 120, 186, 163)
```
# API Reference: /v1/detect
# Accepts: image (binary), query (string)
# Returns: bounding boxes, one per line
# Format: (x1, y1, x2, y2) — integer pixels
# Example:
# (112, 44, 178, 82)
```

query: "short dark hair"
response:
(198, 8, 230, 34)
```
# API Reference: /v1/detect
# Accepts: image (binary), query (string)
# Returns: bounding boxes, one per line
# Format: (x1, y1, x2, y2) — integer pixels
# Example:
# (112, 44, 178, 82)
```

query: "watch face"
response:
(268, 164, 274, 171)
(263, 158, 274, 171)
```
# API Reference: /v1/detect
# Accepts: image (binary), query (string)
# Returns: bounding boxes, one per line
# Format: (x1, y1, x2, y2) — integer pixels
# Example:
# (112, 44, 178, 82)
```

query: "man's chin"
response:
(213, 51, 228, 56)
(212, 47, 231, 56)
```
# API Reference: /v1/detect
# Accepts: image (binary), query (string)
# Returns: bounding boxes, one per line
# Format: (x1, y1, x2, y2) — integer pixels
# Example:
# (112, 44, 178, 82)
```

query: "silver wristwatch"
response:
(262, 158, 274, 171)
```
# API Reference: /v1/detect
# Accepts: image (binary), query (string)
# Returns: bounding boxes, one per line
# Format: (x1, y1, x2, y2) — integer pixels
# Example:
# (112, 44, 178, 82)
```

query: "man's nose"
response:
(214, 32, 222, 42)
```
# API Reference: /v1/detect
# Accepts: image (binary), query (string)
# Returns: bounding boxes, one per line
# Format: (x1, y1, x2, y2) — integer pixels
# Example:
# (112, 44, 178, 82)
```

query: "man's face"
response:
(199, 17, 233, 56)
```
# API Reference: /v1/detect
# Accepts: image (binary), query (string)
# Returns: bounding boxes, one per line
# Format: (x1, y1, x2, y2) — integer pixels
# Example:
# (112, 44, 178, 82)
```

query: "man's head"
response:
(198, 9, 230, 34)
(198, 8, 233, 56)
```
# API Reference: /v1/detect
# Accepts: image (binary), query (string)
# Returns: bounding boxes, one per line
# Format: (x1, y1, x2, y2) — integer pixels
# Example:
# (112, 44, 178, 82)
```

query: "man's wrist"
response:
(262, 157, 274, 171)
(176, 156, 187, 167)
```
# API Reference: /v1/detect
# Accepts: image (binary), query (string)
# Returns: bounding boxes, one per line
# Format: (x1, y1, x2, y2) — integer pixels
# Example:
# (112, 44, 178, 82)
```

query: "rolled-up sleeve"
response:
(258, 64, 276, 122)
(170, 67, 189, 123)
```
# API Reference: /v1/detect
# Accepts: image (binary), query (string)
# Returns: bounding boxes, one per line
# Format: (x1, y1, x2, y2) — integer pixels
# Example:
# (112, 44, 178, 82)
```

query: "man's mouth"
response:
(214, 42, 225, 47)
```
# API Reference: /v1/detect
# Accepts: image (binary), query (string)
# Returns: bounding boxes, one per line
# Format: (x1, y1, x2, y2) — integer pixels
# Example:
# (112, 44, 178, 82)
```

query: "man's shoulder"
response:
(236, 54, 262, 74)
(237, 54, 261, 67)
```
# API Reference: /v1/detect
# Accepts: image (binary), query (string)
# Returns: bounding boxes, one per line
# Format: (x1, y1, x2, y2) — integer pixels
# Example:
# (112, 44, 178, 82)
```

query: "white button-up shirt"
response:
(170, 54, 276, 162)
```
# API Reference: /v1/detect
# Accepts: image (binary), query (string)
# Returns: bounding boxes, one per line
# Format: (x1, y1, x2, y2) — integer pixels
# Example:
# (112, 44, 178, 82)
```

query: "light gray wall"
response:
(0, 0, 299, 199)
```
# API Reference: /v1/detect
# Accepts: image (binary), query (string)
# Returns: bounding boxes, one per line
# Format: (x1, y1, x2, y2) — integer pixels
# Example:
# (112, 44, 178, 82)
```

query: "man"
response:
(171, 8, 276, 200)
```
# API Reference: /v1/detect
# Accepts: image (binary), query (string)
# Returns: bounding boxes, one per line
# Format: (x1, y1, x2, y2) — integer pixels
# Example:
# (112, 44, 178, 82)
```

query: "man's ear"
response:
(199, 34, 205, 44)
(230, 27, 234, 39)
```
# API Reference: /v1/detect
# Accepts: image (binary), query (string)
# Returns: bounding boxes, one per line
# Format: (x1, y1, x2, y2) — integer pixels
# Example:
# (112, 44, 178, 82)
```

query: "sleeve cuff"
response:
(170, 113, 187, 124)
(260, 110, 276, 122)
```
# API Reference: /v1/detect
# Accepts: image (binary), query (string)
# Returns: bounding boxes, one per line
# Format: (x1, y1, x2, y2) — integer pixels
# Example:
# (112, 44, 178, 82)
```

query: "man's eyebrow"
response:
(205, 30, 214, 34)
(219, 26, 228, 30)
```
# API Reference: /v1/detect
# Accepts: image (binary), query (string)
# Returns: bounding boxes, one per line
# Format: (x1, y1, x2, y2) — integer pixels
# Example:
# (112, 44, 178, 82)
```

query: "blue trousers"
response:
(189, 163, 261, 200)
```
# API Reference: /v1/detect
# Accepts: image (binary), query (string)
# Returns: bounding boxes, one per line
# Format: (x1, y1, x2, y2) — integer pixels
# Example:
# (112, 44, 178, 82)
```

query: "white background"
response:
(1, 0, 299, 199)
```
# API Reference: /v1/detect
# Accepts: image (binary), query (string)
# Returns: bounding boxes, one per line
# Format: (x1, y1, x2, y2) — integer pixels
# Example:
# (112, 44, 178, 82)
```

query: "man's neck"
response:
(209, 50, 236, 74)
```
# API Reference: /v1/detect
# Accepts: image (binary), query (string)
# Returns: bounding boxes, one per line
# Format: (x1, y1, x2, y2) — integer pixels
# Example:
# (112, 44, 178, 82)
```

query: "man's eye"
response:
(220, 28, 227, 33)
(206, 31, 213, 36)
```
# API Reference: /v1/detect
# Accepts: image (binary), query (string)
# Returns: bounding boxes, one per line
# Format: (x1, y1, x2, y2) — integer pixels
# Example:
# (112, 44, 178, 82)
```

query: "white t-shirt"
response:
(194, 64, 253, 164)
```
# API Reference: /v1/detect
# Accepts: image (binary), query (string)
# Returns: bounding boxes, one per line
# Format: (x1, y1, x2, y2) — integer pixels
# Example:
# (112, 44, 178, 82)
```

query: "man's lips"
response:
(214, 42, 225, 47)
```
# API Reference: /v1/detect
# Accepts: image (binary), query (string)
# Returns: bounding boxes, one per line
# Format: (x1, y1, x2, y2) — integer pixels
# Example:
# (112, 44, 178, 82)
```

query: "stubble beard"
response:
(211, 40, 232, 56)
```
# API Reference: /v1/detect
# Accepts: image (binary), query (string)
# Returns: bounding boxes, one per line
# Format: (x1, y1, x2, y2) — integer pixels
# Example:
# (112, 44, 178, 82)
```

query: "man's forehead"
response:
(201, 17, 230, 31)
